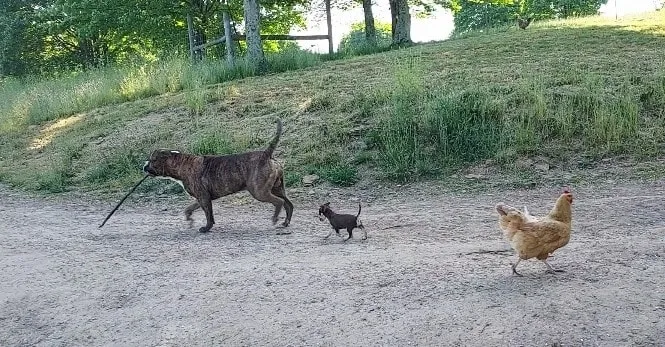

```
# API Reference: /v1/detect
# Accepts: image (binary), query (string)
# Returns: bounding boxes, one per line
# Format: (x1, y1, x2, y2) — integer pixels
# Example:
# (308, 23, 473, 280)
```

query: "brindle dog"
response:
(143, 119, 293, 233)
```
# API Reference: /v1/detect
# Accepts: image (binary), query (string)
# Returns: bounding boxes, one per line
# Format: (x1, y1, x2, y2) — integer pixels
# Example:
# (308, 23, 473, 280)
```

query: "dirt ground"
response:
(1, 180, 664, 347)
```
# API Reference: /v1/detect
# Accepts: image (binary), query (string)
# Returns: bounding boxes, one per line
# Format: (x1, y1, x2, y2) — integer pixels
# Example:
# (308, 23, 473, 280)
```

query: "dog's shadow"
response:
(169, 224, 291, 241)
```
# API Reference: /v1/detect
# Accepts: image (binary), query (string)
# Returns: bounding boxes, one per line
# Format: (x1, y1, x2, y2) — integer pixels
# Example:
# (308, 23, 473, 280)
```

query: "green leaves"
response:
(0, 0, 314, 77)
(451, 0, 609, 34)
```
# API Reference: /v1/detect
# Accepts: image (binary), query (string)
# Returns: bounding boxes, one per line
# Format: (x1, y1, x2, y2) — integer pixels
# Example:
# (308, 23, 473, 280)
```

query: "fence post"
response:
(187, 14, 196, 63)
(325, 0, 334, 54)
(223, 10, 235, 66)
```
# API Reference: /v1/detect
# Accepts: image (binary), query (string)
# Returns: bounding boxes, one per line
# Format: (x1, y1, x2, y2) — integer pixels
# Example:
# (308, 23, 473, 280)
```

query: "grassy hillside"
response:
(1, 12, 665, 196)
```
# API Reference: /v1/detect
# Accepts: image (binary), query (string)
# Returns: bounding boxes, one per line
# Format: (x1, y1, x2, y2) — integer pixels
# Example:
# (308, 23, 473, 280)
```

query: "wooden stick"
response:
(99, 175, 149, 228)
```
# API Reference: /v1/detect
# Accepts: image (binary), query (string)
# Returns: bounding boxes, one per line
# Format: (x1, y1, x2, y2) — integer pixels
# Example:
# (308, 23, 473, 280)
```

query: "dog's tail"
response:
(356, 202, 362, 218)
(264, 118, 283, 158)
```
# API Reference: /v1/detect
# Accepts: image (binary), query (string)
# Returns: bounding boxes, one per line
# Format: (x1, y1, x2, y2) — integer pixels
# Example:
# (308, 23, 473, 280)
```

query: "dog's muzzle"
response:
(318, 214, 325, 222)
(142, 161, 155, 176)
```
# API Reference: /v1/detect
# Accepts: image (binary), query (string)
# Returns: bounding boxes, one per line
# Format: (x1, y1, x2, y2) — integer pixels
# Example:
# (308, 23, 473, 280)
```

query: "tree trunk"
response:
(194, 30, 205, 61)
(389, 0, 397, 41)
(389, 0, 411, 46)
(223, 10, 235, 66)
(243, 0, 266, 73)
(362, 0, 376, 47)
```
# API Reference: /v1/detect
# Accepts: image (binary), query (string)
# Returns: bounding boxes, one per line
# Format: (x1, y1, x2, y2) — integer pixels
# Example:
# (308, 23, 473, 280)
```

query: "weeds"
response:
(283, 171, 303, 187)
(36, 168, 70, 193)
(317, 163, 359, 187)
(367, 49, 662, 181)
(2, 11, 665, 193)
(305, 162, 359, 187)
(85, 149, 144, 185)
(189, 132, 237, 155)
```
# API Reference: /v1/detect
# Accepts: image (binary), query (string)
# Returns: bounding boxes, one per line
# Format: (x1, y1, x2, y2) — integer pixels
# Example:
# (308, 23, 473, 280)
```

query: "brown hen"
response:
(495, 189, 573, 276)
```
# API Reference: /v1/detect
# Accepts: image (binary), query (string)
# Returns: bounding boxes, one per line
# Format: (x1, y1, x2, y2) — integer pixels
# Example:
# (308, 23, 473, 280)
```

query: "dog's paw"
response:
(199, 226, 211, 233)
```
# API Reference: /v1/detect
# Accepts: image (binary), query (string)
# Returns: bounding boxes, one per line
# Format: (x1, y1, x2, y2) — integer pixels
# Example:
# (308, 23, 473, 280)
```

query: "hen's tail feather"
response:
(496, 203, 519, 216)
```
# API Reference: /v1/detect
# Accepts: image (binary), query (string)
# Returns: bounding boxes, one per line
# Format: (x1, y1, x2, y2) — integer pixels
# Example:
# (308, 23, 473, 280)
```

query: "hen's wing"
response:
(515, 218, 571, 256)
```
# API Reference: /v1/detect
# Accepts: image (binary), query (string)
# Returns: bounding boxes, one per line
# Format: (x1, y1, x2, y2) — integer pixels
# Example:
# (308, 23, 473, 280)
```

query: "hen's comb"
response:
(562, 186, 571, 194)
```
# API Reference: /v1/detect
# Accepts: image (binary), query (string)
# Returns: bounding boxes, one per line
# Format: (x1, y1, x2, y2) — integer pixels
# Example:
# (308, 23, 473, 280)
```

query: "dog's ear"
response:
(324, 202, 330, 206)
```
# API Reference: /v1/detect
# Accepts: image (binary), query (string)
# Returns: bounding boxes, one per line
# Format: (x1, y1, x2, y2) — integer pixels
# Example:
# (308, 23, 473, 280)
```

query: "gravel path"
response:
(1, 181, 664, 346)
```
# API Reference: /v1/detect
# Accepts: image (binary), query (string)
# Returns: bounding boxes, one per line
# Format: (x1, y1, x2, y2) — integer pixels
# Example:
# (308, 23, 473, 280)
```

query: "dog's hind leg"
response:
(184, 201, 200, 228)
(248, 189, 285, 225)
(259, 194, 285, 225)
(272, 176, 293, 227)
(344, 228, 354, 241)
(197, 197, 215, 233)
(359, 223, 367, 240)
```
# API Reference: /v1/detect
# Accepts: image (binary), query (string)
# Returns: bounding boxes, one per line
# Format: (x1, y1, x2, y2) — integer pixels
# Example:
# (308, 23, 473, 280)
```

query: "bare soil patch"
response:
(1, 181, 664, 346)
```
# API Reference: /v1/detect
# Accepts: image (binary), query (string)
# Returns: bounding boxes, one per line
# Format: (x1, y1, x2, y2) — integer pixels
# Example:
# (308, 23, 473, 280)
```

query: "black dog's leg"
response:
(344, 228, 354, 241)
(198, 197, 215, 233)
(324, 228, 335, 239)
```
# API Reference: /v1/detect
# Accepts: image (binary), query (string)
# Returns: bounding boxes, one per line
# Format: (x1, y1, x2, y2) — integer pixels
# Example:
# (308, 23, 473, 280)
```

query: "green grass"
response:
(304, 162, 360, 187)
(85, 149, 144, 185)
(189, 131, 237, 155)
(2, 11, 665, 195)
(0, 50, 324, 130)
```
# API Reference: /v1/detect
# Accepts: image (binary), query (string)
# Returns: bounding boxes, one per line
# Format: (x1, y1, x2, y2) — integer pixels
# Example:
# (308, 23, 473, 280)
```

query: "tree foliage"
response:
(0, 0, 313, 77)
(338, 21, 392, 53)
(449, 0, 609, 34)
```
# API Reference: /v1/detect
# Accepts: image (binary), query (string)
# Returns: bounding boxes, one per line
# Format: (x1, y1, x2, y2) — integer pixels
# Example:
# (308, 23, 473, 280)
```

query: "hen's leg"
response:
(511, 258, 523, 276)
(542, 260, 565, 273)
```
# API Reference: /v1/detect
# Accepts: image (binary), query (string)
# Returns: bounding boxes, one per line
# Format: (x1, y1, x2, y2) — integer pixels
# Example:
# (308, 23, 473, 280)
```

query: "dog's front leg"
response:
(184, 201, 200, 228)
(198, 197, 215, 233)
(324, 229, 334, 239)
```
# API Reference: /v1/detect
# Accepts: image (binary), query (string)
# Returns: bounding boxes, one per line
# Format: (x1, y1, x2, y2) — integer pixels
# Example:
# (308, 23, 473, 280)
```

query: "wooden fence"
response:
(188, 0, 334, 64)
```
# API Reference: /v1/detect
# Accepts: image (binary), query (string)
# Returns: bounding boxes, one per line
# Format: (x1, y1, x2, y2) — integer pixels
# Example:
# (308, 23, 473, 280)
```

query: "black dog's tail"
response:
(356, 202, 362, 217)
(264, 118, 283, 158)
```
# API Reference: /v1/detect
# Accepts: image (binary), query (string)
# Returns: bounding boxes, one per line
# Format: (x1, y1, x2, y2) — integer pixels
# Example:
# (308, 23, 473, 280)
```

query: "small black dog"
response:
(318, 202, 366, 241)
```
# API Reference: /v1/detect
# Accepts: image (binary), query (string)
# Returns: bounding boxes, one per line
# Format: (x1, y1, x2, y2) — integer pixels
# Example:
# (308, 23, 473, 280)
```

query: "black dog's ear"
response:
(324, 202, 330, 206)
